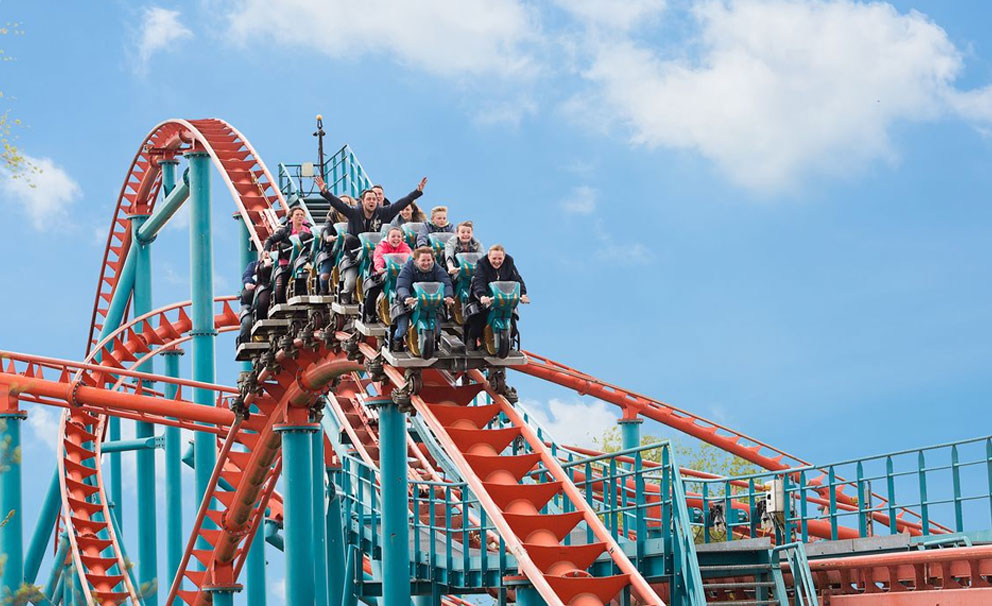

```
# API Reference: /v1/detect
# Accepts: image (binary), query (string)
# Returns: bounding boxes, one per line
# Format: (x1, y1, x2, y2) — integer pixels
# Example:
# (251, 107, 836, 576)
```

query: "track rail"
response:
(517, 351, 945, 535)
(8, 116, 958, 606)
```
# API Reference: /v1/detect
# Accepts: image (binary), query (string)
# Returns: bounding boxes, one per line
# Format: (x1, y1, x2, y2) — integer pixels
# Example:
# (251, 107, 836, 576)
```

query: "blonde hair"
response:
(430, 206, 448, 216)
(488, 244, 505, 254)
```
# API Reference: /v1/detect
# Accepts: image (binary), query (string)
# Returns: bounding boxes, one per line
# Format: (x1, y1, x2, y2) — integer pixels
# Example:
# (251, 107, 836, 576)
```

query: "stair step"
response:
(700, 563, 772, 572)
(704, 581, 776, 589)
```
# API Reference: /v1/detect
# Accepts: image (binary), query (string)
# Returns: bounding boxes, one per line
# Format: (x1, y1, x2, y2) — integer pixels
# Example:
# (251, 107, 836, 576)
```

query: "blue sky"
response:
(1, 0, 990, 599)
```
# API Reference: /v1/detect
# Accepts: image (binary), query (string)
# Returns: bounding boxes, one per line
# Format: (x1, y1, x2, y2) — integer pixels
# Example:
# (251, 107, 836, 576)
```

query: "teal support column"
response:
(188, 151, 217, 530)
(99, 243, 138, 529)
(43, 533, 69, 599)
(162, 349, 184, 588)
(209, 591, 235, 606)
(376, 399, 410, 606)
(161, 158, 179, 196)
(24, 469, 61, 583)
(313, 431, 329, 606)
(276, 421, 317, 606)
(138, 167, 189, 244)
(245, 521, 266, 606)
(619, 416, 642, 452)
(236, 212, 267, 606)
(516, 586, 544, 606)
(130, 212, 158, 606)
(326, 466, 345, 606)
(0, 410, 26, 599)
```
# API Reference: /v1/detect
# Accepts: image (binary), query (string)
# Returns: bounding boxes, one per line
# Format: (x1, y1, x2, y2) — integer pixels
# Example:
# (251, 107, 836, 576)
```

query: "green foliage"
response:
(0, 22, 36, 182)
(593, 425, 759, 478)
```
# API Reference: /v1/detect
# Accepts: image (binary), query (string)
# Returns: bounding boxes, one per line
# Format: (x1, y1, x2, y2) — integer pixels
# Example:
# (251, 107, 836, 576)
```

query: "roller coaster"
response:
(0, 117, 990, 606)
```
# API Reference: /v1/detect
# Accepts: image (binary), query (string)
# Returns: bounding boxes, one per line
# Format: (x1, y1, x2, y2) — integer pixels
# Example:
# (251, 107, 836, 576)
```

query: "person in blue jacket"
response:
(392, 247, 454, 351)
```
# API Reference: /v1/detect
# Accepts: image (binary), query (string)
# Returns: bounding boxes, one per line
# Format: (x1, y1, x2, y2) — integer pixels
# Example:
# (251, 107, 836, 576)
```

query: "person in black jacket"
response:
(464, 244, 530, 350)
(392, 247, 454, 350)
(314, 175, 427, 302)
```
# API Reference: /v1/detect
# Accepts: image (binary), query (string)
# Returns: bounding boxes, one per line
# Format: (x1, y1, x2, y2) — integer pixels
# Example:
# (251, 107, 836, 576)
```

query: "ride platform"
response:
(287, 294, 335, 306)
(355, 319, 388, 338)
(234, 341, 268, 362)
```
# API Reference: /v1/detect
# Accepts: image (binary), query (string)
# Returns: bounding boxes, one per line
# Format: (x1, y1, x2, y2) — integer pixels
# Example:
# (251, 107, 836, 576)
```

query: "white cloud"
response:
(948, 85, 992, 130)
(553, 0, 667, 31)
(569, 0, 992, 191)
(0, 154, 82, 229)
(224, 0, 540, 79)
(592, 218, 653, 264)
(133, 7, 193, 75)
(523, 398, 618, 448)
(26, 406, 60, 451)
(474, 95, 539, 127)
(560, 185, 597, 215)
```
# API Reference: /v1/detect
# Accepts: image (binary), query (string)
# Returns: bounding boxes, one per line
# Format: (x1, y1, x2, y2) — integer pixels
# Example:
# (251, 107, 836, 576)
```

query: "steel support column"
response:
(619, 416, 642, 452)
(42, 533, 69, 601)
(516, 586, 545, 606)
(24, 468, 60, 584)
(313, 430, 329, 606)
(188, 151, 217, 527)
(236, 211, 267, 606)
(99, 243, 138, 529)
(0, 410, 25, 599)
(246, 521, 266, 606)
(130, 212, 158, 605)
(277, 420, 317, 606)
(162, 349, 184, 587)
(161, 158, 179, 197)
(326, 464, 346, 606)
(376, 399, 410, 606)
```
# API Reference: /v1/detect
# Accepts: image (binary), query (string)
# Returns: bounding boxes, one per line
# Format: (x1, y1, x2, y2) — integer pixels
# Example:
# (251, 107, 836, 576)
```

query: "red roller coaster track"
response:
(0, 117, 979, 606)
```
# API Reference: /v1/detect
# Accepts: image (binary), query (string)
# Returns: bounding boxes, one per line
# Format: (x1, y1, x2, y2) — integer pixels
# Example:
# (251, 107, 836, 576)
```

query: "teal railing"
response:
(333, 453, 510, 592)
(682, 434, 992, 544)
(278, 145, 374, 201)
(549, 441, 706, 604)
(771, 542, 818, 606)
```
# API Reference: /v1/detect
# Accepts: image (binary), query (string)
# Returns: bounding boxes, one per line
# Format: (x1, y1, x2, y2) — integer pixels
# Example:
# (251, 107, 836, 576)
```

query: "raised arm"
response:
(380, 177, 427, 222)
(314, 175, 357, 217)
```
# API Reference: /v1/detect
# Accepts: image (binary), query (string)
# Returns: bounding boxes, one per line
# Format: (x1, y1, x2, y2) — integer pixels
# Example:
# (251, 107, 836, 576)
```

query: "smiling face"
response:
(387, 228, 403, 247)
(457, 224, 473, 242)
(415, 251, 434, 271)
(488, 249, 505, 269)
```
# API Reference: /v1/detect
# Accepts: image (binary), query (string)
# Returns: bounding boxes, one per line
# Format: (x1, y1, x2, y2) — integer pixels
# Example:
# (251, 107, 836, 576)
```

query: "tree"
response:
(0, 22, 36, 182)
(593, 425, 759, 478)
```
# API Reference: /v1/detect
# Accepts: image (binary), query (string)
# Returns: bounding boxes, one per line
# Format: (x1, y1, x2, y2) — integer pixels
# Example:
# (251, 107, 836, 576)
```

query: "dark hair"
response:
(457, 220, 473, 230)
